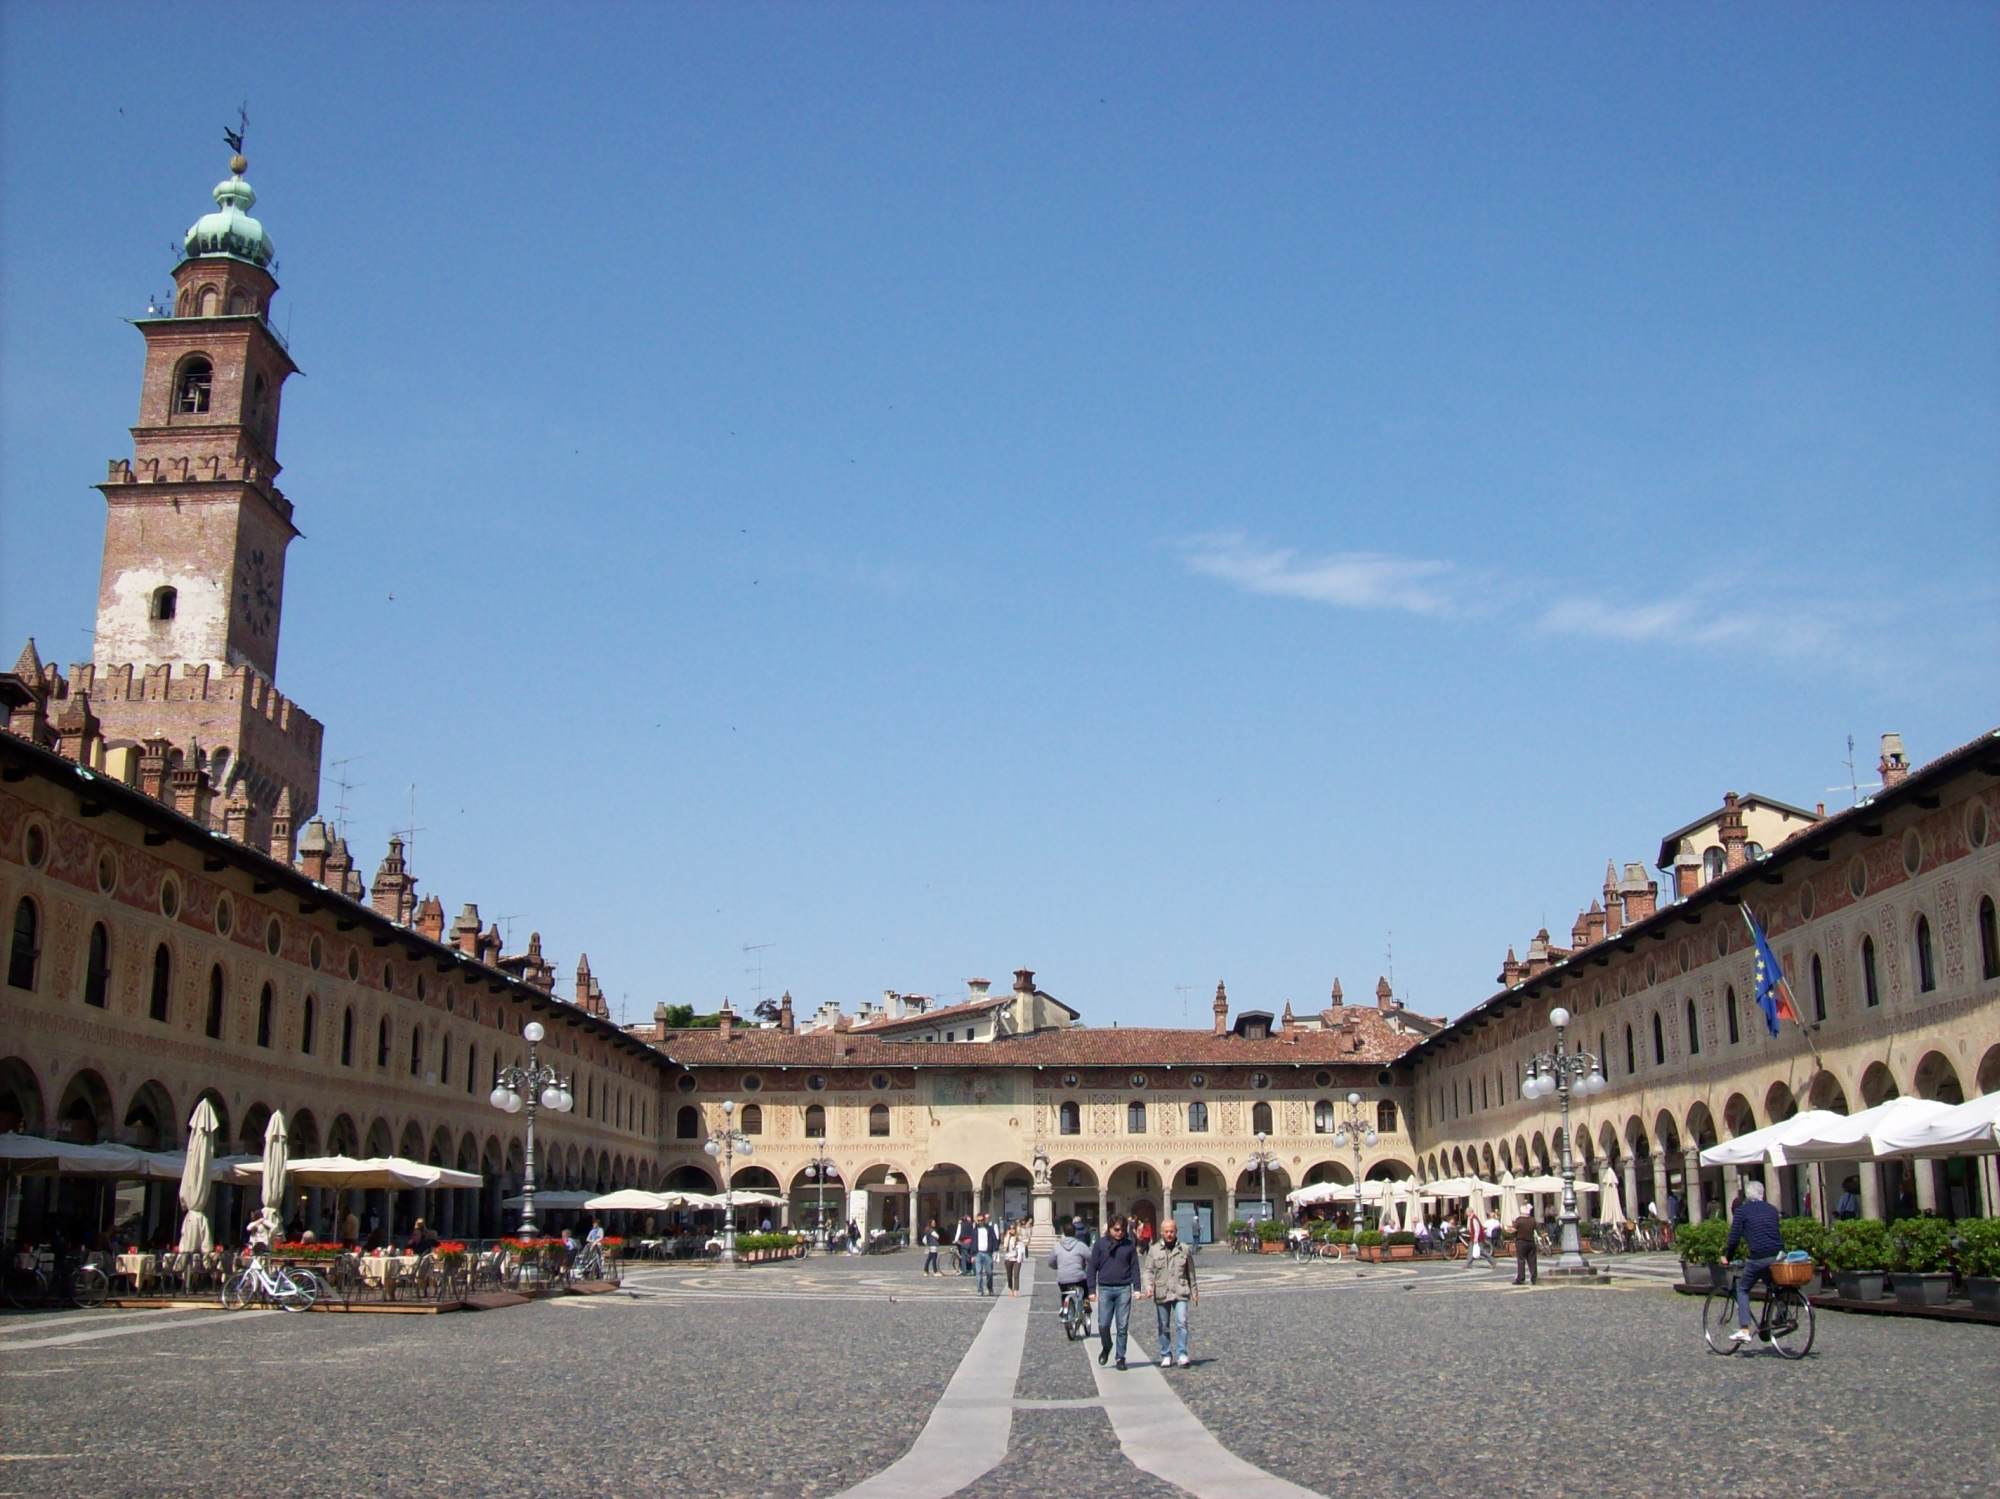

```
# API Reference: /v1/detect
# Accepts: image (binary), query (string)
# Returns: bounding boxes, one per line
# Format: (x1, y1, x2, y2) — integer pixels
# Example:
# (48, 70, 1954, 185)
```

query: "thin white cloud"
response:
(1536, 593, 1839, 659)
(1175, 532, 1463, 617)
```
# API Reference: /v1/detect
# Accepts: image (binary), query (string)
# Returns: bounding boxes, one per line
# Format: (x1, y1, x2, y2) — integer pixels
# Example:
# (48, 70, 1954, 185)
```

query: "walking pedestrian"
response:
(971, 1212, 1003, 1295)
(922, 1219, 941, 1276)
(955, 1215, 976, 1275)
(1003, 1220, 1026, 1295)
(1088, 1217, 1141, 1369)
(1139, 1218, 1198, 1367)
(1512, 1205, 1538, 1285)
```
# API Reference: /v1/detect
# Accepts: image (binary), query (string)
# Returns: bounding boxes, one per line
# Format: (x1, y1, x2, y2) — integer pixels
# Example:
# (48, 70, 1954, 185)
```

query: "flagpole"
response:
(1738, 902, 1828, 1076)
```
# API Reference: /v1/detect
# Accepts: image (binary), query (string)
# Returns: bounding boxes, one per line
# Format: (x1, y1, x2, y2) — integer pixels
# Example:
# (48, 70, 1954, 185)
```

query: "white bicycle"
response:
(221, 1254, 319, 1312)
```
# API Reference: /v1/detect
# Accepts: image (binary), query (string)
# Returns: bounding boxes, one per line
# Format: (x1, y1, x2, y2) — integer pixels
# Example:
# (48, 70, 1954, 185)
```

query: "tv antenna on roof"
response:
(1827, 734, 1882, 807)
(1175, 983, 1195, 1027)
(326, 755, 365, 831)
(741, 941, 775, 1008)
(495, 913, 525, 947)
(389, 783, 427, 867)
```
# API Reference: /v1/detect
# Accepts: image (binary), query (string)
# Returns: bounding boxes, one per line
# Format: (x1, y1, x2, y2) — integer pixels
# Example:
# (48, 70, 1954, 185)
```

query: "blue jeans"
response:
(1096, 1283, 1133, 1361)
(923, 1248, 938, 1274)
(1154, 1296, 1189, 1362)
(1735, 1257, 1776, 1328)
(975, 1251, 995, 1295)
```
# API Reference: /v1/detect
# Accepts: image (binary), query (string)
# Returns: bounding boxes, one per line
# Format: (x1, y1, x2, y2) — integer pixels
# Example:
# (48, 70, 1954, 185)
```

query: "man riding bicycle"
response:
(1720, 1179, 1784, 1344)
(1048, 1218, 1092, 1333)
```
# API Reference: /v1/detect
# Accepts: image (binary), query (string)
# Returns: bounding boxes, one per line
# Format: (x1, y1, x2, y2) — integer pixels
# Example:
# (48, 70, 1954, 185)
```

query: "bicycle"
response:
(1058, 1283, 1092, 1341)
(1703, 1261, 1814, 1359)
(572, 1241, 607, 1281)
(221, 1255, 318, 1312)
(4, 1254, 109, 1310)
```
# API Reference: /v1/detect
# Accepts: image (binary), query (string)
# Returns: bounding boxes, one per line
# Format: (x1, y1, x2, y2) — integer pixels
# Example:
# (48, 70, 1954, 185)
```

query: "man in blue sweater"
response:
(1087, 1217, 1141, 1369)
(1721, 1179, 1785, 1343)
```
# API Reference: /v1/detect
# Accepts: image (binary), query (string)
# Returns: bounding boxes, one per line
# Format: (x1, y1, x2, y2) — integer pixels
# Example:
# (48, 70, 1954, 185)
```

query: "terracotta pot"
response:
(1259, 1241, 1286, 1255)
(1388, 1245, 1414, 1260)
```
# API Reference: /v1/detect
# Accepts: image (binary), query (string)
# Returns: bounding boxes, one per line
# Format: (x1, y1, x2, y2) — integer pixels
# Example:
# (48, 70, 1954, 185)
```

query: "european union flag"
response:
(1741, 903, 1801, 1038)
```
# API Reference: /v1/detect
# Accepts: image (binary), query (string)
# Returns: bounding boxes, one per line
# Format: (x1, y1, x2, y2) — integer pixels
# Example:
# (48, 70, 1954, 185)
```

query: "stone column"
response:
(1683, 1150, 1704, 1223)
(779, 1201, 792, 1229)
(1914, 1162, 1939, 1215)
(1859, 1164, 1882, 1220)
(1226, 1189, 1237, 1228)
(1622, 1159, 1640, 1226)
(1651, 1152, 1669, 1217)
(1097, 1188, 1110, 1233)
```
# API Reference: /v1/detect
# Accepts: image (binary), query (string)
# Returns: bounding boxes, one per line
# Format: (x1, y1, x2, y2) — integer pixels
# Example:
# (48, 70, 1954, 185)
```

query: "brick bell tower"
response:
(75, 144, 323, 842)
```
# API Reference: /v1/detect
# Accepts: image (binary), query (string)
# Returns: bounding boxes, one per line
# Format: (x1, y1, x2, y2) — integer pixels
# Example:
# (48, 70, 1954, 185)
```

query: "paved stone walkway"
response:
(3, 1250, 1995, 1496)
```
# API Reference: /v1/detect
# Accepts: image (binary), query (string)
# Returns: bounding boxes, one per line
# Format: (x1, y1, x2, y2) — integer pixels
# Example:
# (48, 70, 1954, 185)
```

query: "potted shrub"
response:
(1255, 1219, 1289, 1254)
(1675, 1219, 1726, 1290)
(1825, 1218, 1892, 1301)
(1888, 1217, 1956, 1307)
(1957, 1218, 2000, 1315)
(1385, 1231, 1418, 1260)
(1354, 1229, 1385, 1262)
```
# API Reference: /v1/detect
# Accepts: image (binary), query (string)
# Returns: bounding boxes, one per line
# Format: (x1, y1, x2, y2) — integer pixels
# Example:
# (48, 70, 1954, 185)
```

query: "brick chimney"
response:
(1601, 862, 1623, 937)
(1499, 947, 1523, 987)
(1281, 999, 1295, 1035)
(450, 903, 483, 955)
(369, 836, 417, 924)
(1376, 976, 1394, 1010)
(414, 894, 445, 943)
(779, 990, 795, 1034)
(479, 924, 503, 965)
(169, 752, 214, 825)
(1329, 977, 1344, 1007)
(1571, 910, 1593, 949)
(1879, 733, 1910, 789)
(267, 786, 295, 864)
(1583, 899, 1607, 946)
(1212, 980, 1228, 1036)
(296, 817, 331, 883)
(1718, 793, 1750, 872)
(718, 1002, 736, 1042)
(1013, 968, 1036, 995)
(138, 737, 175, 800)
(1620, 862, 1659, 923)
(53, 693, 99, 766)
(1673, 837, 1701, 900)
(222, 785, 253, 843)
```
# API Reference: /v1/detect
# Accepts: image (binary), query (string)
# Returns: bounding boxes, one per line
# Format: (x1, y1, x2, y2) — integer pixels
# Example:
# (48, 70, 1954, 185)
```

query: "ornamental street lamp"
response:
(701, 1100, 755, 1263)
(1329, 1092, 1379, 1244)
(488, 1020, 574, 1240)
(801, 1156, 839, 1248)
(1246, 1132, 1282, 1224)
(1521, 1005, 1609, 1275)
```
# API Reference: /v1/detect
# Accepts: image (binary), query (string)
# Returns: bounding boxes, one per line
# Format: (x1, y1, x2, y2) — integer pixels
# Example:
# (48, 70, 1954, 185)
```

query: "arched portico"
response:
(1049, 1158, 1100, 1232)
(916, 1162, 974, 1233)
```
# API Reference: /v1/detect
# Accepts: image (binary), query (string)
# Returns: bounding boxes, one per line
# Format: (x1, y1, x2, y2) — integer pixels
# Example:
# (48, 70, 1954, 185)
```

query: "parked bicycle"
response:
(3, 1252, 108, 1310)
(1702, 1260, 1815, 1359)
(221, 1254, 318, 1312)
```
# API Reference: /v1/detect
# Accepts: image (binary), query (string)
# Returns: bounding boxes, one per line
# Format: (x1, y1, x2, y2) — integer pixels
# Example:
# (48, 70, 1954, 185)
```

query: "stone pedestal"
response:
(1030, 1187, 1055, 1251)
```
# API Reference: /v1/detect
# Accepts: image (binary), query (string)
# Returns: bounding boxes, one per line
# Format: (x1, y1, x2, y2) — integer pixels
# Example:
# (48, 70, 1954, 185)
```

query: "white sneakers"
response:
(1730, 1327, 1754, 1343)
(1177, 1354, 1191, 1366)
(1160, 1355, 1173, 1367)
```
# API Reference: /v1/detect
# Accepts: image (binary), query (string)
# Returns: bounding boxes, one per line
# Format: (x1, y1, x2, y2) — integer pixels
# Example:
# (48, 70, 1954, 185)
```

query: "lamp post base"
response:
(1542, 1262, 1611, 1284)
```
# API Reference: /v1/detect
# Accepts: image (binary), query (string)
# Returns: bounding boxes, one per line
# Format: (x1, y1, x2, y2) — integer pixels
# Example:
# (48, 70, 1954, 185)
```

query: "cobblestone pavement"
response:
(3, 1250, 1994, 1497)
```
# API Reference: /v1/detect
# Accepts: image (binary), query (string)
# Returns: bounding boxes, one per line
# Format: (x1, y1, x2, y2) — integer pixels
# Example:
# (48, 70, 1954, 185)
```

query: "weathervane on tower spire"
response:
(223, 103, 249, 171)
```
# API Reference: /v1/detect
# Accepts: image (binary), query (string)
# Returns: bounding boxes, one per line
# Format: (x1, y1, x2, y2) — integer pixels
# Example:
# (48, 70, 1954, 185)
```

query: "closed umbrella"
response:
(1377, 1189, 1401, 1234)
(176, 1099, 218, 1253)
(259, 1111, 289, 1239)
(1598, 1165, 1627, 1225)
(1498, 1170, 1520, 1226)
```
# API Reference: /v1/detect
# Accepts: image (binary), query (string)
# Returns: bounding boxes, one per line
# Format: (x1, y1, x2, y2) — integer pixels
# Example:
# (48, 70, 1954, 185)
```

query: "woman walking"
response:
(922, 1219, 941, 1276)
(1003, 1220, 1026, 1295)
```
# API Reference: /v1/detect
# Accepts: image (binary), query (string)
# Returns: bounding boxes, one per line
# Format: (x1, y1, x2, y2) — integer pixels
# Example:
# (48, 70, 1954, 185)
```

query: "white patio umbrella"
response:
(584, 1188, 680, 1212)
(0, 1133, 146, 1174)
(228, 1155, 483, 1192)
(1776, 1098, 1960, 1164)
(1598, 1165, 1627, 1224)
(1698, 1109, 1844, 1168)
(1497, 1170, 1520, 1226)
(1871, 1089, 2000, 1159)
(259, 1111, 289, 1237)
(1377, 1189, 1401, 1233)
(176, 1099, 218, 1253)
(500, 1189, 597, 1211)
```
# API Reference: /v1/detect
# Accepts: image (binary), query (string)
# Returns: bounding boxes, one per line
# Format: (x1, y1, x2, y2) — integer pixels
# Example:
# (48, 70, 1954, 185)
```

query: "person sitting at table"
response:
(339, 1208, 360, 1245)
(299, 1230, 318, 1245)
(407, 1218, 438, 1255)
(361, 1226, 386, 1252)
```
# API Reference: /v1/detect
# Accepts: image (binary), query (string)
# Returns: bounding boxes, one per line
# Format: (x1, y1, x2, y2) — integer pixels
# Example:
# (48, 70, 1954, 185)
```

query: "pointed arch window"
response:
(465, 1043, 477, 1092)
(440, 1036, 451, 1087)
(1652, 1012, 1665, 1065)
(205, 965, 224, 1037)
(1811, 955, 1827, 1022)
(1058, 1100, 1080, 1135)
(1914, 915, 1937, 994)
(300, 995, 316, 1054)
(256, 983, 273, 1048)
(377, 1016, 391, 1067)
(85, 923, 112, 1007)
(1624, 1025, 1636, 1075)
(174, 356, 213, 414)
(1726, 987, 1740, 1045)
(341, 1007, 355, 1066)
(410, 1030, 423, 1077)
(148, 944, 172, 1021)
(1861, 936, 1880, 1008)
(1686, 999, 1700, 1055)
(1980, 897, 1999, 981)
(7, 898, 38, 991)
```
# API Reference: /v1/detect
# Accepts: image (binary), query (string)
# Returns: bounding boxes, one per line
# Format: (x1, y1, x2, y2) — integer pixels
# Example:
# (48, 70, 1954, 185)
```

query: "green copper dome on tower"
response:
(184, 154, 275, 268)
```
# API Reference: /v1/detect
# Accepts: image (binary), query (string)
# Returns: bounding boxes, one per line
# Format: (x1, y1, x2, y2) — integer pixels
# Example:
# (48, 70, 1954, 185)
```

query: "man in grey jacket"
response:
(1139, 1218, 1198, 1367)
(1048, 1219, 1092, 1330)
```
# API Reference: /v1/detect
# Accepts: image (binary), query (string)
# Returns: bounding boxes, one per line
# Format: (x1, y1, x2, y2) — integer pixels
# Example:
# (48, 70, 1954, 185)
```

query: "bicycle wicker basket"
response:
(1769, 1260, 1816, 1287)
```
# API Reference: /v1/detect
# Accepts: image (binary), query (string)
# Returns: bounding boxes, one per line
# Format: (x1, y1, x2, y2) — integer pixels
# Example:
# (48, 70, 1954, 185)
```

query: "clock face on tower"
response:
(236, 547, 277, 638)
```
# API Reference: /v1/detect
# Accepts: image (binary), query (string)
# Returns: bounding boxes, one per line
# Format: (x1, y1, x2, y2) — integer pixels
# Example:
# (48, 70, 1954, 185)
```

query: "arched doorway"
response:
(916, 1163, 974, 1239)
(1049, 1158, 1099, 1233)
(981, 1160, 1034, 1229)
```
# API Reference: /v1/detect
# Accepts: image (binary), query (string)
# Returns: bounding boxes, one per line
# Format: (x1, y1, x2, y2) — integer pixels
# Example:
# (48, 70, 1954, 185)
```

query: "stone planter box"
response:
(1258, 1241, 1287, 1255)
(1387, 1245, 1415, 1260)
(1889, 1272, 1954, 1308)
(1357, 1246, 1385, 1263)
(1680, 1261, 1720, 1291)
(1966, 1277, 2000, 1315)
(1834, 1270, 1889, 1302)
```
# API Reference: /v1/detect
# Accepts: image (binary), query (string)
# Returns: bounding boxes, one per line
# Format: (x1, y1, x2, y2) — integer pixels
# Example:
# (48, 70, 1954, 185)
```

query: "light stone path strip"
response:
(0, 1308, 270, 1350)
(1084, 1317, 1326, 1499)
(834, 1260, 1037, 1499)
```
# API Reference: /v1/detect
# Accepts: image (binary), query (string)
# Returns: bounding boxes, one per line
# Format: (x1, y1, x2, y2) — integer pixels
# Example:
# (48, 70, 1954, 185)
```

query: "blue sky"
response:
(3, 4, 1996, 1030)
